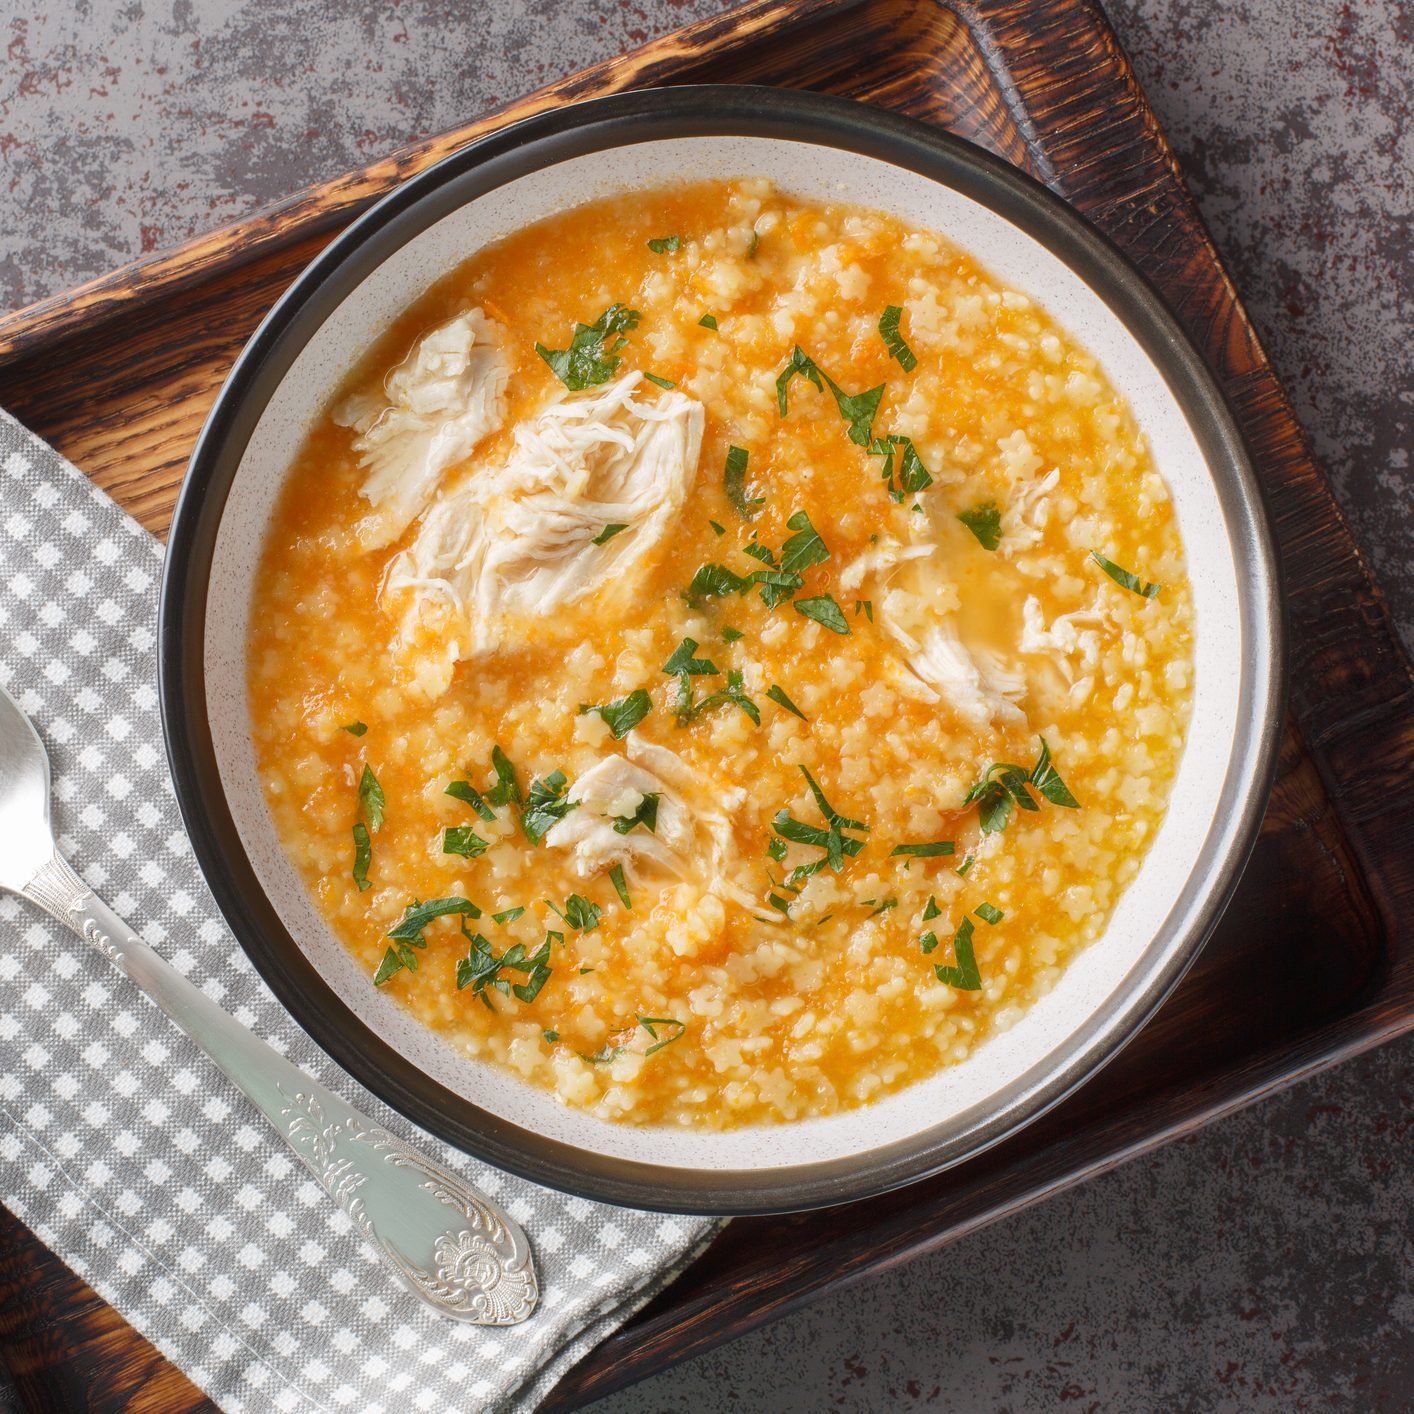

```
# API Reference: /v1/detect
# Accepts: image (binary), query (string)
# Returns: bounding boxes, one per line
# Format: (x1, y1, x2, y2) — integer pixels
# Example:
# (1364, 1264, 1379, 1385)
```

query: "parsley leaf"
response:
(358, 764, 385, 832)
(775, 345, 824, 415)
(446, 779, 496, 823)
(890, 840, 956, 858)
(375, 895, 482, 987)
(959, 502, 1003, 551)
(647, 235, 681, 254)
(765, 684, 807, 720)
(687, 667, 760, 726)
(643, 371, 675, 390)
(639, 1016, 687, 1055)
(1092, 550, 1161, 599)
(720, 626, 744, 643)
(579, 689, 652, 740)
(522, 770, 577, 844)
(485, 745, 520, 808)
(492, 905, 525, 925)
(662, 636, 718, 677)
(443, 824, 489, 858)
(933, 916, 982, 989)
(457, 931, 553, 1007)
(351, 822, 372, 892)
(724, 444, 760, 518)
(688, 562, 752, 600)
(778, 510, 830, 575)
(922, 894, 942, 921)
(536, 303, 641, 391)
(592, 522, 629, 545)
(879, 304, 918, 371)
(975, 902, 1004, 925)
(698, 312, 718, 330)
(1030, 736, 1080, 808)
(343, 721, 368, 737)
(563, 894, 603, 932)
(612, 792, 659, 835)
(609, 862, 632, 910)
(868, 434, 933, 501)
(794, 594, 850, 634)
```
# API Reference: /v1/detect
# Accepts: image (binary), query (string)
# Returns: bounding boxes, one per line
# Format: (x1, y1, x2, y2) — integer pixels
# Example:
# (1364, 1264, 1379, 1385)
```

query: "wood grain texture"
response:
(0, 0, 1410, 1409)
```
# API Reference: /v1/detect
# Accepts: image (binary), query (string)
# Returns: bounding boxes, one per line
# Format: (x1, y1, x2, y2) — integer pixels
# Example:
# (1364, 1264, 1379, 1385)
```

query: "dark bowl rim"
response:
(158, 84, 1287, 1215)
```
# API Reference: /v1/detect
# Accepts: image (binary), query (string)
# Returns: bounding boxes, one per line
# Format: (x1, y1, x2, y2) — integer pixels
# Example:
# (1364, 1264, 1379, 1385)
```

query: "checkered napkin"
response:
(0, 411, 722, 1413)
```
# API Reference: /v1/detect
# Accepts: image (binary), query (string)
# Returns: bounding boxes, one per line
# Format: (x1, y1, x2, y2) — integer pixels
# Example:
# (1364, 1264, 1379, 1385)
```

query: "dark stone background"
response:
(1, 2, 1409, 1408)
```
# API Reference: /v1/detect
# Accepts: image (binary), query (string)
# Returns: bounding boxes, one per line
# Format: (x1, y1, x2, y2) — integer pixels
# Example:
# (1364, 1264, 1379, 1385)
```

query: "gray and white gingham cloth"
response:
(0, 410, 722, 1413)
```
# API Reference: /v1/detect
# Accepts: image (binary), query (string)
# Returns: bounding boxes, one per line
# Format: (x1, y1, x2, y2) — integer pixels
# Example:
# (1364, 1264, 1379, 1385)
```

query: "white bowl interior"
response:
(205, 136, 1248, 1175)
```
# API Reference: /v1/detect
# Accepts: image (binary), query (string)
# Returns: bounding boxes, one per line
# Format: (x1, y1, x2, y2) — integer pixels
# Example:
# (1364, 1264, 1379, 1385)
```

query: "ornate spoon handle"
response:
(22, 849, 538, 1325)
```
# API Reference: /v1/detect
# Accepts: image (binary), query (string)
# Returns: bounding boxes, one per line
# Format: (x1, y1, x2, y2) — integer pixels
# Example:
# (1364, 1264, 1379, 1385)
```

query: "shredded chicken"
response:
(1001, 466, 1060, 557)
(884, 617, 1027, 725)
(1019, 594, 1109, 706)
(544, 739, 751, 906)
(386, 372, 703, 692)
(838, 539, 935, 592)
(334, 308, 509, 549)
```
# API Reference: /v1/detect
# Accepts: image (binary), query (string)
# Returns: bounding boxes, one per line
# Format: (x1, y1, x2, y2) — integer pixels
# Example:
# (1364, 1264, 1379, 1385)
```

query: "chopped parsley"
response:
(855, 598, 874, 622)
(492, 905, 526, 925)
(446, 779, 496, 823)
(956, 853, 976, 877)
(724, 444, 760, 519)
(765, 684, 807, 720)
(343, 721, 368, 737)
(536, 303, 640, 391)
(1092, 550, 1161, 599)
(890, 840, 955, 858)
(879, 304, 918, 372)
(592, 522, 629, 545)
(698, 312, 718, 330)
(959, 502, 1003, 551)
(767, 836, 788, 862)
(521, 770, 577, 844)
(774, 346, 884, 448)
(357, 764, 385, 832)
(486, 746, 521, 808)
(771, 765, 869, 887)
(720, 626, 744, 643)
(609, 862, 632, 910)
(563, 894, 603, 933)
(457, 931, 553, 1008)
(932, 916, 982, 990)
(778, 510, 830, 575)
(662, 636, 718, 677)
(543, 1029, 559, 1043)
(922, 895, 942, 921)
(443, 824, 489, 858)
(963, 736, 1079, 833)
(709, 519, 726, 536)
(351, 822, 372, 892)
(794, 594, 850, 634)
(647, 235, 681, 254)
(639, 1016, 687, 1055)
(682, 667, 760, 727)
(687, 562, 752, 600)
(865, 896, 898, 918)
(643, 372, 676, 390)
(975, 902, 1004, 925)
(579, 689, 653, 739)
(375, 896, 482, 987)
(864, 434, 932, 503)
(612, 792, 660, 835)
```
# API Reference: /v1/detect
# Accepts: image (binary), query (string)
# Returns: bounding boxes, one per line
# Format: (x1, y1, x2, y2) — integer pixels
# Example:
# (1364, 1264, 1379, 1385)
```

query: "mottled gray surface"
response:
(1, 1, 1410, 1410)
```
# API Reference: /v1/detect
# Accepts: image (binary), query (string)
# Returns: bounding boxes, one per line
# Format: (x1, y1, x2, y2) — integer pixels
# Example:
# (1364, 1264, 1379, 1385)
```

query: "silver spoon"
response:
(0, 680, 537, 1325)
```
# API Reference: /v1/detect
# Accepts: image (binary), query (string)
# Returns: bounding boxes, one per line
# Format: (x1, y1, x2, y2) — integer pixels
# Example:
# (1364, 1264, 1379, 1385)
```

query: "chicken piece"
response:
(1001, 466, 1060, 557)
(837, 538, 935, 592)
(884, 617, 1027, 725)
(544, 738, 751, 907)
(335, 308, 509, 549)
(385, 372, 703, 691)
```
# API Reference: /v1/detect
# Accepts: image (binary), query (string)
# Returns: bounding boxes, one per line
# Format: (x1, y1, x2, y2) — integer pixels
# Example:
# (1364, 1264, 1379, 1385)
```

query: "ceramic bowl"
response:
(159, 87, 1285, 1214)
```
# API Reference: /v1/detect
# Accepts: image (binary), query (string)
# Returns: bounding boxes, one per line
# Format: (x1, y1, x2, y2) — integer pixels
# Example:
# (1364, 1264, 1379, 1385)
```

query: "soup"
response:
(246, 178, 1192, 1128)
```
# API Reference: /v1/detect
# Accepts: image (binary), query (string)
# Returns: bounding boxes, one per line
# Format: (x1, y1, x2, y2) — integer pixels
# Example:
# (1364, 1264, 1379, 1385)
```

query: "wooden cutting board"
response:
(1, 0, 1411, 1408)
